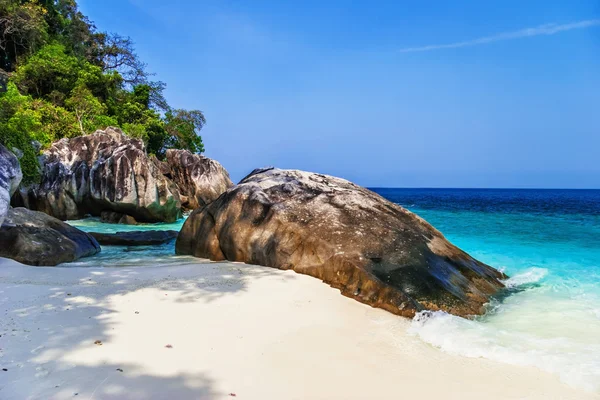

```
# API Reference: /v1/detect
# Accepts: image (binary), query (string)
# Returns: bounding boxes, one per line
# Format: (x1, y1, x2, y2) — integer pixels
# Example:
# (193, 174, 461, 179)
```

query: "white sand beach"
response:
(0, 257, 597, 400)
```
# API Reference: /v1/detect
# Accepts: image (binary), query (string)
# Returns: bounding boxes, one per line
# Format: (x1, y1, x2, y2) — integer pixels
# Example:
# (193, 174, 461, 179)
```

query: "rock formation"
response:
(0, 145, 22, 227)
(176, 168, 506, 318)
(89, 230, 178, 246)
(100, 211, 138, 225)
(164, 149, 233, 210)
(28, 127, 182, 222)
(11, 128, 234, 221)
(0, 207, 100, 266)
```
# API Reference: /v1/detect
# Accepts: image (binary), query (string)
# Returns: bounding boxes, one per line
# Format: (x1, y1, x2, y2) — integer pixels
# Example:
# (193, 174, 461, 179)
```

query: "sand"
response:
(0, 257, 598, 400)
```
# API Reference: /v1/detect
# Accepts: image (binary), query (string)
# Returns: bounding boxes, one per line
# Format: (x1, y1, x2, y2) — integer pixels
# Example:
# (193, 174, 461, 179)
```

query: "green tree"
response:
(35, 99, 79, 140)
(65, 84, 105, 134)
(164, 109, 206, 154)
(0, 0, 49, 72)
(12, 42, 79, 98)
(1, 0, 208, 182)
(0, 82, 43, 182)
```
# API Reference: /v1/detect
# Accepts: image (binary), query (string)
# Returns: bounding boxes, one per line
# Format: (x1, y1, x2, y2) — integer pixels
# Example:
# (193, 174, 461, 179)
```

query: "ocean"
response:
(374, 188, 600, 392)
(67, 188, 600, 392)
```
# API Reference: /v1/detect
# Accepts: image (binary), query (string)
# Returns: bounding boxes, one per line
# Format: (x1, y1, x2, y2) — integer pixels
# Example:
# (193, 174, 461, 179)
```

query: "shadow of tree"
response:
(0, 258, 296, 399)
(10, 363, 217, 400)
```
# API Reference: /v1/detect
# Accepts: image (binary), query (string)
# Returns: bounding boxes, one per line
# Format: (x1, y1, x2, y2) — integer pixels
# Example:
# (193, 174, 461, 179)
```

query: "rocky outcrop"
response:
(0, 207, 100, 266)
(100, 211, 138, 225)
(0, 145, 22, 227)
(164, 149, 233, 210)
(28, 127, 182, 222)
(10, 185, 37, 210)
(2, 147, 99, 266)
(89, 230, 178, 246)
(176, 168, 506, 318)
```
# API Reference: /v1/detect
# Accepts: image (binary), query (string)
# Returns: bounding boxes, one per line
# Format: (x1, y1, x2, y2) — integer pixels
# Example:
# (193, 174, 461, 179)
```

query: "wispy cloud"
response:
(399, 19, 600, 53)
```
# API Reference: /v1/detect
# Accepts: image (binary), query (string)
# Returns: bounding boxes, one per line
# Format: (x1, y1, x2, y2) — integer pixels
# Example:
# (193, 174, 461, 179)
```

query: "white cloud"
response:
(399, 19, 600, 53)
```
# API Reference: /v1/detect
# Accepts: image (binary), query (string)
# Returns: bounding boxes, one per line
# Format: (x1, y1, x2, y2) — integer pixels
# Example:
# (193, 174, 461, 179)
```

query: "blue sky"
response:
(79, 0, 600, 188)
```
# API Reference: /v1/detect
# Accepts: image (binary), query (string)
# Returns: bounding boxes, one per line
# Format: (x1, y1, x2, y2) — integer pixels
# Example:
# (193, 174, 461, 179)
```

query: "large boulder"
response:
(164, 149, 233, 210)
(176, 168, 506, 318)
(0, 145, 22, 227)
(28, 127, 181, 222)
(0, 207, 100, 266)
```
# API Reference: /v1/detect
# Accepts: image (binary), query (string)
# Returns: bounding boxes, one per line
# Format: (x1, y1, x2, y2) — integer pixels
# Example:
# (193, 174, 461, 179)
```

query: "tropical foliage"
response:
(0, 0, 206, 182)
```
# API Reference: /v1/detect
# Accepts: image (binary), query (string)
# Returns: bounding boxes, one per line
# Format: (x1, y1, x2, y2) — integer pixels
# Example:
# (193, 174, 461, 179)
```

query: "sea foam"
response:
(409, 268, 600, 393)
(501, 267, 548, 288)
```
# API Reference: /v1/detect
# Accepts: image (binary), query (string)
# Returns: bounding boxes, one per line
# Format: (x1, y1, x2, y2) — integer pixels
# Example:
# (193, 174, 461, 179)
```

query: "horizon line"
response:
(367, 187, 600, 190)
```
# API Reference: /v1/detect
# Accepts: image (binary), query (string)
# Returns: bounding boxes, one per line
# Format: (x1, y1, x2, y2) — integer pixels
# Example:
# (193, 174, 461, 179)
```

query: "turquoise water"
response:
(374, 188, 600, 392)
(66, 217, 193, 268)
(67, 189, 600, 391)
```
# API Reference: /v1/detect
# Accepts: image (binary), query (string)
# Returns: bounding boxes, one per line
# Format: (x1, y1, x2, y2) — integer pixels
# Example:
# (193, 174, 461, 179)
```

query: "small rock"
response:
(165, 344, 173, 348)
(94, 340, 102, 345)
(67, 293, 71, 296)
(2, 368, 7, 371)
(229, 393, 237, 397)
(134, 311, 139, 314)
(10, 147, 24, 159)
(116, 368, 123, 372)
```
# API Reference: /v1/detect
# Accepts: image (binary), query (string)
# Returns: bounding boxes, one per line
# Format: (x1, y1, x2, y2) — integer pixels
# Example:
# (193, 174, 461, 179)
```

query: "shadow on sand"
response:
(0, 258, 296, 399)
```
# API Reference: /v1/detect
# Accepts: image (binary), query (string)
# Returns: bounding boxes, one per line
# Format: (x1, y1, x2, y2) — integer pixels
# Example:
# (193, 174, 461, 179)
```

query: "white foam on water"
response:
(409, 271, 600, 393)
(501, 267, 548, 288)
(409, 310, 600, 392)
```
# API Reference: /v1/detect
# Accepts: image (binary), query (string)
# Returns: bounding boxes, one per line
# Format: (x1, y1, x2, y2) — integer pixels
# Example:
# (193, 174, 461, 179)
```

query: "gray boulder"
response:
(164, 149, 233, 210)
(30, 127, 182, 222)
(176, 168, 506, 318)
(0, 145, 22, 226)
(0, 207, 100, 266)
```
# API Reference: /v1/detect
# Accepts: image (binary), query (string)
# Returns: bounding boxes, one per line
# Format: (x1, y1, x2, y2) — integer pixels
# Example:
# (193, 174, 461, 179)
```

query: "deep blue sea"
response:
(67, 188, 600, 392)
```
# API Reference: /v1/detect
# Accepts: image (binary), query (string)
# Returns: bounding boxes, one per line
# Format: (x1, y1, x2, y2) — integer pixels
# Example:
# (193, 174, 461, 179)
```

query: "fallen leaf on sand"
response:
(165, 344, 173, 348)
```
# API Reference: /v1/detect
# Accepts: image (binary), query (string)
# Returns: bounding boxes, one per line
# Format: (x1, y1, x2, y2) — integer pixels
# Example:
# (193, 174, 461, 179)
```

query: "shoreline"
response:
(0, 257, 597, 400)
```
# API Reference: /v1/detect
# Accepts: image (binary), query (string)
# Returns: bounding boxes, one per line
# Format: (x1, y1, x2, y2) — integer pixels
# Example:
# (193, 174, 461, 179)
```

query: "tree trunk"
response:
(76, 111, 85, 135)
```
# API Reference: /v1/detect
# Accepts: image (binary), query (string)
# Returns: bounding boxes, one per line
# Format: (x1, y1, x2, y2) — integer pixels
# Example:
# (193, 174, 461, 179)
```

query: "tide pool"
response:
(65, 216, 194, 268)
